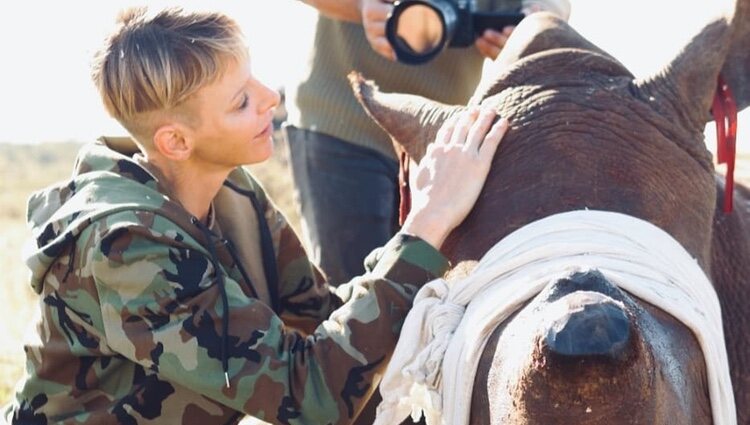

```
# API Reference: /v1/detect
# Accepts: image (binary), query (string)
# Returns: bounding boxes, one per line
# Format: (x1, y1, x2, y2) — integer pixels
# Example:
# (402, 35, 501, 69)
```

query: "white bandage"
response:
(375, 210, 736, 425)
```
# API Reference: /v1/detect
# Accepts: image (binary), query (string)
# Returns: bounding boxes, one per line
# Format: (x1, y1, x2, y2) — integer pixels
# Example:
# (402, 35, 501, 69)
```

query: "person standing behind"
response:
(285, 0, 571, 284)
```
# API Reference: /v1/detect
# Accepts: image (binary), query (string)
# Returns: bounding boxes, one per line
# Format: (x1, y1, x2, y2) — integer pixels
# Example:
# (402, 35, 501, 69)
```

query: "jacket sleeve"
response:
(91, 223, 448, 425)
(257, 181, 375, 331)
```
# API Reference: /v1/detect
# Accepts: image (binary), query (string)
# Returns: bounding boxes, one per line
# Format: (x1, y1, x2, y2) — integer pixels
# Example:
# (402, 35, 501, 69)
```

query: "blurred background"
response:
(0, 0, 747, 412)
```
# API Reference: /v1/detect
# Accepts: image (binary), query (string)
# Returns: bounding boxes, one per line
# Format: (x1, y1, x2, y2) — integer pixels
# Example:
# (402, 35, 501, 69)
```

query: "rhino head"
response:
(353, 5, 748, 265)
(352, 2, 750, 424)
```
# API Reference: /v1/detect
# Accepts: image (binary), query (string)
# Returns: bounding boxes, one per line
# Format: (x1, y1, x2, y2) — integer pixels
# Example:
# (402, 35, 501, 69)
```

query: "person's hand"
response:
(474, 26, 515, 60)
(401, 107, 509, 249)
(474, 1, 564, 60)
(359, 0, 396, 61)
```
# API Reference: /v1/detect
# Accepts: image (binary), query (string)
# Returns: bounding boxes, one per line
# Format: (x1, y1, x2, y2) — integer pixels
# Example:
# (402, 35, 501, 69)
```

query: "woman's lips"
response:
(251, 122, 273, 141)
(256, 122, 272, 139)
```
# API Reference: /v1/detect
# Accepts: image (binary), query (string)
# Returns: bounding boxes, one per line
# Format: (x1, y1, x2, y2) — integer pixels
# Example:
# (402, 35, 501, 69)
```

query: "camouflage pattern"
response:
(3, 139, 449, 424)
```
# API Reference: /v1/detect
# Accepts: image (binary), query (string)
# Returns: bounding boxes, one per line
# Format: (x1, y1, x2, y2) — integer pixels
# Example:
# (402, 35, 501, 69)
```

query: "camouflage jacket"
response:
(4, 138, 449, 424)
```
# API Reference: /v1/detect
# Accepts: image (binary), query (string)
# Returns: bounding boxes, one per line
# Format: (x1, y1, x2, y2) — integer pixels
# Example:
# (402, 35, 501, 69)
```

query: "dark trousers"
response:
(284, 125, 400, 285)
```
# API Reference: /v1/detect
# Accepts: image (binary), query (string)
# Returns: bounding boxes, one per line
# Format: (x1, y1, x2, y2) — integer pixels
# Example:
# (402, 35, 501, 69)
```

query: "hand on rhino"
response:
(401, 107, 508, 249)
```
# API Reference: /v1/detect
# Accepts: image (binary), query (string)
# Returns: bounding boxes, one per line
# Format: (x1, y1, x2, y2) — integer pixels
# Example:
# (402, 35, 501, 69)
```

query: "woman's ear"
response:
(152, 124, 193, 161)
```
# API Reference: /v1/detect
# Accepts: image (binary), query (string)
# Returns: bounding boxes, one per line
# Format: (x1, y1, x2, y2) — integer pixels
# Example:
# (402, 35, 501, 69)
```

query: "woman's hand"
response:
(402, 107, 509, 249)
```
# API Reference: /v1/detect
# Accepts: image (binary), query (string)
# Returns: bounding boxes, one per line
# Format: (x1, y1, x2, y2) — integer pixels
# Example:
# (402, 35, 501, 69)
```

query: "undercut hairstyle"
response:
(91, 7, 248, 143)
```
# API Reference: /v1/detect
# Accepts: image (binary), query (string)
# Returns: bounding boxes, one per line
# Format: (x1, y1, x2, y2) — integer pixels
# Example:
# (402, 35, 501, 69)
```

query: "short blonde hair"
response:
(91, 7, 248, 142)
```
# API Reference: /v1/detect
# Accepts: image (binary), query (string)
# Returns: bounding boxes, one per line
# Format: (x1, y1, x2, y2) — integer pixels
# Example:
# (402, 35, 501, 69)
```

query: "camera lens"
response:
(386, 0, 524, 65)
(386, 0, 453, 65)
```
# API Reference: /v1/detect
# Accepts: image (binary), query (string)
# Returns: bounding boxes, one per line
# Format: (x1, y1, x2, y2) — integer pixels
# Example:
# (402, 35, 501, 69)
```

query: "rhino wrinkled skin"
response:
(352, 1, 750, 423)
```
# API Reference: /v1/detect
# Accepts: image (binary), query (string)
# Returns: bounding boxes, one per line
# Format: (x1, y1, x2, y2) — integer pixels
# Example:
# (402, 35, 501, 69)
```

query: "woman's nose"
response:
(259, 82, 281, 112)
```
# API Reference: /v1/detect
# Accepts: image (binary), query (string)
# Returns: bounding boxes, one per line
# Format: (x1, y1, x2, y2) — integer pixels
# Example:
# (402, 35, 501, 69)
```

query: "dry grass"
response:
(0, 142, 83, 404)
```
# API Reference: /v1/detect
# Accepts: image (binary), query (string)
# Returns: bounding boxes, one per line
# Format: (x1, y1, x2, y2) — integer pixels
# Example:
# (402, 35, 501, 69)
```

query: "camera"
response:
(385, 0, 525, 65)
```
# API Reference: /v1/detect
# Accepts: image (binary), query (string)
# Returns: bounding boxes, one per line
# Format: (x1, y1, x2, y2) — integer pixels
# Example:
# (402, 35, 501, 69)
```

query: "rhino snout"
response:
(543, 291, 631, 359)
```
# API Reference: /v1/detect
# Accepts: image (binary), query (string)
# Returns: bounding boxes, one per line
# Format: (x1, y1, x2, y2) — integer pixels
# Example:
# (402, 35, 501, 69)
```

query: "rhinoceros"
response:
(349, 0, 750, 424)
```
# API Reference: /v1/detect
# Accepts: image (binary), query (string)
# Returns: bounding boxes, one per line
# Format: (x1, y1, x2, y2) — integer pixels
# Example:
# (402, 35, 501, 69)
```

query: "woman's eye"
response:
(238, 94, 249, 110)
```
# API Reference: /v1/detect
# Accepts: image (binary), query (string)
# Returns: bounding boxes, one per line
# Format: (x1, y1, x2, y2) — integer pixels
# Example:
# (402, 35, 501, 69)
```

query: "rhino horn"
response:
(349, 72, 465, 161)
(636, 0, 746, 129)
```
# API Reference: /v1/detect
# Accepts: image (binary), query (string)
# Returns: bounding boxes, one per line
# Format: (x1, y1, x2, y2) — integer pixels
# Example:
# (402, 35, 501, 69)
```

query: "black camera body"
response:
(444, 0, 485, 48)
(386, 0, 525, 64)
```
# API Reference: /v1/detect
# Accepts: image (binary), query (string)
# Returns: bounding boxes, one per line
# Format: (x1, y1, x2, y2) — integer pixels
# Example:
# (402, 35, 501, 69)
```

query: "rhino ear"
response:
(720, 0, 750, 111)
(635, 4, 741, 128)
(349, 72, 465, 162)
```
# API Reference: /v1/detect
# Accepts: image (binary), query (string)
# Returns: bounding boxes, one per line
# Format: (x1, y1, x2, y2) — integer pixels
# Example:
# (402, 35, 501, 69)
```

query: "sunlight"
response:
(0, 0, 746, 147)
(0, 1, 316, 144)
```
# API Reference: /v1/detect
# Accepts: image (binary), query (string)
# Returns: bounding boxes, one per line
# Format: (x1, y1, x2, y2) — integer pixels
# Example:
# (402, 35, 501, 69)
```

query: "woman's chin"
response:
(245, 136, 274, 164)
